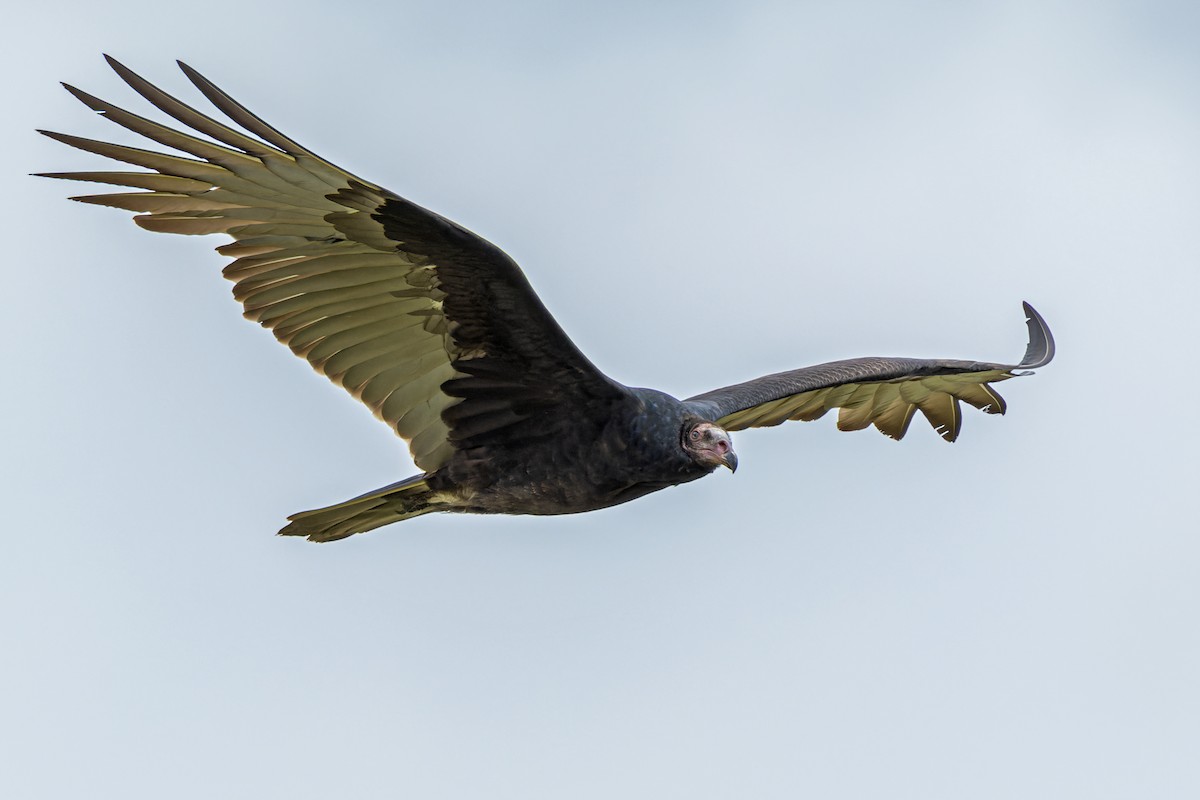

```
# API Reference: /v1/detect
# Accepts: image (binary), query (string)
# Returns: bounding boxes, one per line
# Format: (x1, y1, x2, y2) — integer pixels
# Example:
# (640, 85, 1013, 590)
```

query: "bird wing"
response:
(683, 302, 1054, 442)
(39, 57, 625, 472)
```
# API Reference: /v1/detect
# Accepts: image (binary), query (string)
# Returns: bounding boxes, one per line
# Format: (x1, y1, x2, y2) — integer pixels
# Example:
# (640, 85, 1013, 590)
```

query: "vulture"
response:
(40, 57, 1055, 542)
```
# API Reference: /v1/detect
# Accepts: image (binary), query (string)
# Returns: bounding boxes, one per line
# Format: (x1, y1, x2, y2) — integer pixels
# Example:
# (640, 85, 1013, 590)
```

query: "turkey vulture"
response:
(39, 57, 1055, 542)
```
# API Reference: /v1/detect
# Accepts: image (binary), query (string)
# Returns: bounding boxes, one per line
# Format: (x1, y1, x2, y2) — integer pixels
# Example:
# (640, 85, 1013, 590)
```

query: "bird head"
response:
(683, 421, 738, 473)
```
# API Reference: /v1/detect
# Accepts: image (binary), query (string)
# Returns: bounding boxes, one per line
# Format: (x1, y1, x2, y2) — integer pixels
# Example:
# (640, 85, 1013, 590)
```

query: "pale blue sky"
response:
(4, 1, 1198, 798)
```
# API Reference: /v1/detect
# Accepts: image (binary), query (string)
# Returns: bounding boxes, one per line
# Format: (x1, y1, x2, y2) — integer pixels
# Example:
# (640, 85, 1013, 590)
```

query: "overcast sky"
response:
(4, 1, 1198, 798)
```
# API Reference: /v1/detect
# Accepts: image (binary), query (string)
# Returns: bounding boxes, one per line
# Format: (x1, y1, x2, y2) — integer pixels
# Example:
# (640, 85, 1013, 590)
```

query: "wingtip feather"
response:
(105, 54, 153, 91)
(61, 82, 106, 112)
(1017, 301, 1055, 370)
(37, 129, 74, 144)
(176, 60, 211, 92)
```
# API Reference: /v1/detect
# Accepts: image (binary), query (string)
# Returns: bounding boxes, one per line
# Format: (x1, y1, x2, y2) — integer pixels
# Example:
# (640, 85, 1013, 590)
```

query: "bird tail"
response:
(278, 474, 441, 542)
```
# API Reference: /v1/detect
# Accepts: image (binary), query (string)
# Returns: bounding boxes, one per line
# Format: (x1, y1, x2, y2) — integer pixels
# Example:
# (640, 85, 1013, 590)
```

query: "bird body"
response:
(443, 387, 710, 515)
(273, 388, 719, 539)
(41, 57, 1054, 542)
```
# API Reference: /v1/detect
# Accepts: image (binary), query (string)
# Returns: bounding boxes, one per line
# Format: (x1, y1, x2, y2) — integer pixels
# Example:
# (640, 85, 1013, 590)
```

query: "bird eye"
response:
(689, 429, 701, 441)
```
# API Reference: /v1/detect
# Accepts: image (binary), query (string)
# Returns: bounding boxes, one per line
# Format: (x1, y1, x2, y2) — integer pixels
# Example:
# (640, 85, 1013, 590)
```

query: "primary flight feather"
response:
(40, 57, 1055, 542)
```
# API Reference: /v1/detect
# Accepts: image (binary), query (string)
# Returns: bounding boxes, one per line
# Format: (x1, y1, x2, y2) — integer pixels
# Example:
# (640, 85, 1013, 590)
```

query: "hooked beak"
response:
(721, 449, 738, 473)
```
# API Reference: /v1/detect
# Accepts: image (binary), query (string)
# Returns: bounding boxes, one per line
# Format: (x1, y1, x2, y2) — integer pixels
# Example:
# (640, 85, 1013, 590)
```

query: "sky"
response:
(4, 1, 1198, 797)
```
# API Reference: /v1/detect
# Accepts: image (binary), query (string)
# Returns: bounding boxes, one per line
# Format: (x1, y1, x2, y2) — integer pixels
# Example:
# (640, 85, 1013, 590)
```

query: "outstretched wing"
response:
(39, 57, 625, 471)
(684, 302, 1054, 442)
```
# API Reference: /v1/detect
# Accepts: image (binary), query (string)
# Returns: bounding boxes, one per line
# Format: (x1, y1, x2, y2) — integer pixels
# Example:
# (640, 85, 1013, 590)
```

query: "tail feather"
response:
(279, 474, 440, 542)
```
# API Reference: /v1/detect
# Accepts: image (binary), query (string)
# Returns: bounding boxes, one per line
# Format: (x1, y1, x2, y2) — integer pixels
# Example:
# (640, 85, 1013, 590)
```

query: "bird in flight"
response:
(40, 57, 1054, 542)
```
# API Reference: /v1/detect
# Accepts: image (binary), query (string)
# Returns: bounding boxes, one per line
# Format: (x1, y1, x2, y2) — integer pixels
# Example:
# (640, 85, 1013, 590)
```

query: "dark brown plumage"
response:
(40, 57, 1055, 541)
